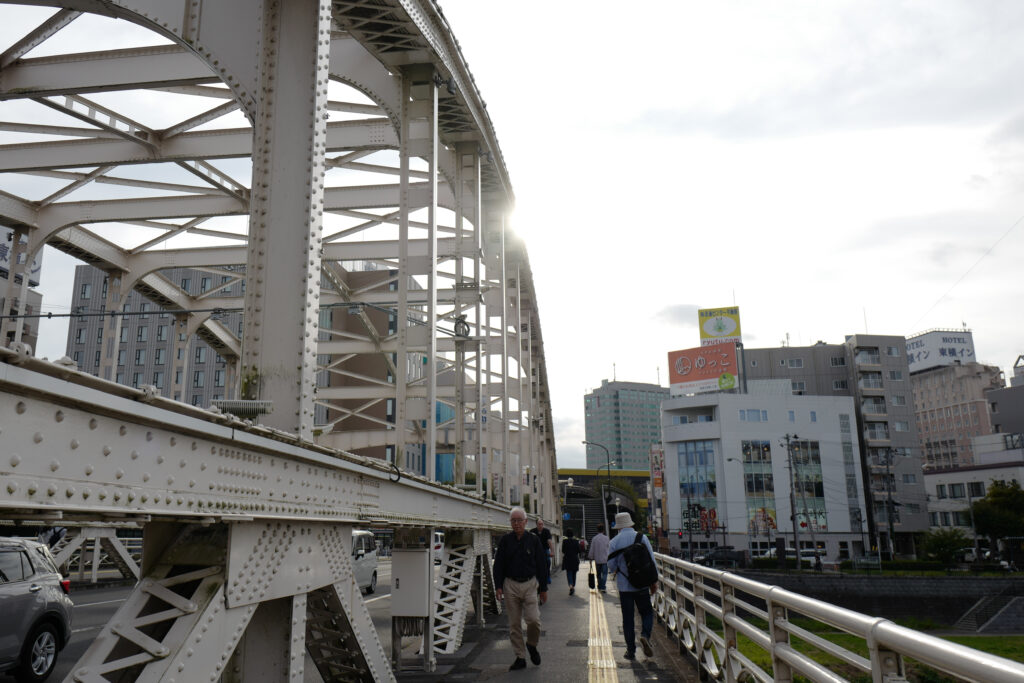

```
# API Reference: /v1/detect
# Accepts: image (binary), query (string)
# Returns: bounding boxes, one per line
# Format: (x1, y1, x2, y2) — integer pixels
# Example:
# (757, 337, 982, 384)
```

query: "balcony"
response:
(855, 351, 881, 366)
(864, 430, 890, 442)
(861, 401, 887, 416)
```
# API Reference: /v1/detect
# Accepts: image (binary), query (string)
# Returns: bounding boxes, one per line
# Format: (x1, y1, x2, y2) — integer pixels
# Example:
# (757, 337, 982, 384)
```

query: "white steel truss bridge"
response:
(0, 0, 551, 681)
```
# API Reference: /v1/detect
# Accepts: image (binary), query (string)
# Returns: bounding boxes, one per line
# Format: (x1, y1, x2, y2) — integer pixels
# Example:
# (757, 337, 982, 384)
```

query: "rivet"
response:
(49, 460, 60, 472)
(33, 432, 43, 444)
(55, 410, 64, 422)
(9, 455, 20, 467)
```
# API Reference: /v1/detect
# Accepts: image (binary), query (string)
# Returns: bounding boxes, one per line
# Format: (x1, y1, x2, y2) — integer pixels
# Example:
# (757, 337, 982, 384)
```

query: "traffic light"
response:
(677, 531, 683, 539)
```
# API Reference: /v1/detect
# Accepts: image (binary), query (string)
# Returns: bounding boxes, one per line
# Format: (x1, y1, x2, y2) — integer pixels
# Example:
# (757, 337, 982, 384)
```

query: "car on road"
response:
(351, 530, 378, 595)
(694, 546, 748, 568)
(0, 537, 73, 682)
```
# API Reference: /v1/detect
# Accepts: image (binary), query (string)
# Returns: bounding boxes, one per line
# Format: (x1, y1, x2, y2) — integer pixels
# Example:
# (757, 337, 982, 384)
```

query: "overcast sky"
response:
(436, 0, 1024, 467)
(12, 1, 1024, 471)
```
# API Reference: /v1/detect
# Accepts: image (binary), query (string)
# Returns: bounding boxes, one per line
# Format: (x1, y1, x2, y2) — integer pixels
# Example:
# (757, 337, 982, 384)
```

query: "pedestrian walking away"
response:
(588, 523, 610, 592)
(530, 517, 554, 585)
(561, 528, 582, 595)
(607, 511, 657, 660)
(493, 506, 549, 670)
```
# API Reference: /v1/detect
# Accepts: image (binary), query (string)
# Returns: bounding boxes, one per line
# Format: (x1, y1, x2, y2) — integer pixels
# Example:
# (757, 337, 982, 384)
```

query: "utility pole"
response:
(885, 448, 896, 560)
(784, 433, 801, 571)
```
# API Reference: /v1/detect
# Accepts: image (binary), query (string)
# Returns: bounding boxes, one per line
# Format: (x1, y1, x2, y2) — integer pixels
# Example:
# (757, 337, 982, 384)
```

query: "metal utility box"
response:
(391, 550, 431, 617)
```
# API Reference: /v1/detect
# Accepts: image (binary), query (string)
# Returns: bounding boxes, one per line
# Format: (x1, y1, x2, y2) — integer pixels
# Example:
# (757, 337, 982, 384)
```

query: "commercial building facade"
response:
(661, 380, 868, 560)
(743, 335, 929, 557)
(584, 379, 668, 471)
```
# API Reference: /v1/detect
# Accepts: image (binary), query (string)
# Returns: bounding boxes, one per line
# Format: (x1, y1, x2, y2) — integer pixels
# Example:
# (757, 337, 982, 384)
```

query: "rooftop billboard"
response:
(906, 330, 975, 373)
(698, 306, 742, 346)
(668, 343, 738, 395)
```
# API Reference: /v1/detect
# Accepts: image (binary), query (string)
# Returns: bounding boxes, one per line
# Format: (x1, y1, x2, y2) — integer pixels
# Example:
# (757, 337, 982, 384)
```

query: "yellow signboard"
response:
(698, 306, 742, 346)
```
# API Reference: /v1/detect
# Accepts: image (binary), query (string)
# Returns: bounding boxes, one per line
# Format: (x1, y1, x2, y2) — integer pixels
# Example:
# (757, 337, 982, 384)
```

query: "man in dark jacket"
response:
(493, 507, 548, 670)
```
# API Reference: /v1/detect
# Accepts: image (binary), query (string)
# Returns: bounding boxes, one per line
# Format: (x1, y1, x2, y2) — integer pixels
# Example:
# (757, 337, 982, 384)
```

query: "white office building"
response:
(661, 380, 869, 560)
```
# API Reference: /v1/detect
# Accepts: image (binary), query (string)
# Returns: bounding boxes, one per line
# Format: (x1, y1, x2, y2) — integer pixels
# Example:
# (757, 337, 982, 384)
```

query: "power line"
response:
(911, 209, 1024, 330)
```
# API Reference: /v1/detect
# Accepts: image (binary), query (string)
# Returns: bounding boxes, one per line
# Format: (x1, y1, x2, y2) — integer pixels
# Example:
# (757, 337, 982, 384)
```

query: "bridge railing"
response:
(653, 553, 1024, 683)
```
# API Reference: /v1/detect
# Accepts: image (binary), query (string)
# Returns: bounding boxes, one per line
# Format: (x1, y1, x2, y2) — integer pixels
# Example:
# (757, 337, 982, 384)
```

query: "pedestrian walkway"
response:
(397, 572, 698, 682)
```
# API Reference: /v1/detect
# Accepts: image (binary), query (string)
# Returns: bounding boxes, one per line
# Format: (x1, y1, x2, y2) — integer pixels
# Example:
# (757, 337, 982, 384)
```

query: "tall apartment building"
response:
(743, 335, 929, 557)
(910, 362, 1003, 469)
(584, 379, 668, 471)
(65, 265, 241, 407)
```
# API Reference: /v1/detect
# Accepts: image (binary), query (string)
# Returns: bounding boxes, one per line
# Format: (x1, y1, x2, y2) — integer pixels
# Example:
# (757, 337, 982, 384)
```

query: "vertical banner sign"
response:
(698, 306, 742, 346)
(667, 344, 738, 395)
(649, 445, 665, 535)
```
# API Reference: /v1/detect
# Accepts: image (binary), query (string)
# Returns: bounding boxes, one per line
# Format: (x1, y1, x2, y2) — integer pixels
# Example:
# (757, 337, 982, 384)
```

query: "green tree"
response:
(607, 476, 647, 531)
(921, 527, 969, 566)
(973, 481, 1024, 540)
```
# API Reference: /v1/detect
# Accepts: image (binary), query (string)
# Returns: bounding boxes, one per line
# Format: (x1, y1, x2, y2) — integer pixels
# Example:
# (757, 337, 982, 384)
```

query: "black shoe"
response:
(527, 644, 541, 665)
(640, 635, 654, 657)
(569, 586, 574, 595)
(624, 651, 636, 660)
(509, 658, 527, 670)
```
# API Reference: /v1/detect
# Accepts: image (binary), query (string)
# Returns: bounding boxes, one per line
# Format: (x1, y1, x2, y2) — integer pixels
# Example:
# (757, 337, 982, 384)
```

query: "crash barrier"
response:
(652, 553, 1024, 682)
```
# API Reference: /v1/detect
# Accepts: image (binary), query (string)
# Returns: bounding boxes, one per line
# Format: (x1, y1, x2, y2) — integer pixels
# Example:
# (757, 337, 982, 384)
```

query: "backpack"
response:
(608, 531, 658, 588)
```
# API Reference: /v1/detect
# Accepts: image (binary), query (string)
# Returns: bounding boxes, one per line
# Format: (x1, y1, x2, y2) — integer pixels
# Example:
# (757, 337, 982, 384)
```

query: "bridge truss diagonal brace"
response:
(432, 529, 496, 653)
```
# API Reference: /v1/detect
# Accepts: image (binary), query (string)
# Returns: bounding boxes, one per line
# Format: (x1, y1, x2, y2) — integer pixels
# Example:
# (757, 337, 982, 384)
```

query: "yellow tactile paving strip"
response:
(588, 585, 619, 682)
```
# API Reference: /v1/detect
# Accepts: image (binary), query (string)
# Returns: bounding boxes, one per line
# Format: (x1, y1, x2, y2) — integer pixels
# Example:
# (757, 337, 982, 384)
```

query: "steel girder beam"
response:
(431, 529, 492, 654)
(50, 526, 140, 583)
(0, 354, 515, 529)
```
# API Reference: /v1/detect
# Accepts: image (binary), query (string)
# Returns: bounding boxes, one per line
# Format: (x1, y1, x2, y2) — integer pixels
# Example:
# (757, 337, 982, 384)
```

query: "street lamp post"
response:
(784, 433, 802, 571)
(727, 456, 754, 553)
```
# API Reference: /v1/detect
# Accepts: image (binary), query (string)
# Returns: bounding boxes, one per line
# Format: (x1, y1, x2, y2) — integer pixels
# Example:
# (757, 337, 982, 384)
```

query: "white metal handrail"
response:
(653, 553, 1024, 683)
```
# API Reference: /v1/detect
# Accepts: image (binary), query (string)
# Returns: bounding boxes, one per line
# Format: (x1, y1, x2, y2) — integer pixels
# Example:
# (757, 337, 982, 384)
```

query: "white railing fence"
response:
(652, 553, 1024, 683)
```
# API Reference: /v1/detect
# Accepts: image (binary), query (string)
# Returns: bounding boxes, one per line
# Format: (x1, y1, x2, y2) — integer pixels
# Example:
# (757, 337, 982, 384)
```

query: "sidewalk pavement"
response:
(396, 571, 698, 682)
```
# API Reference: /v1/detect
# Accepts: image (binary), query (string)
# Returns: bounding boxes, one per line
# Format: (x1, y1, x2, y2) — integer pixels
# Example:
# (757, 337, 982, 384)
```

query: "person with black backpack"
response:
(607, 511, 658, 660)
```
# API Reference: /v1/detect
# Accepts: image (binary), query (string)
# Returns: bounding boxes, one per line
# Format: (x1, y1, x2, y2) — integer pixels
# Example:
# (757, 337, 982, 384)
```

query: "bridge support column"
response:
(51, 526, 140, 583)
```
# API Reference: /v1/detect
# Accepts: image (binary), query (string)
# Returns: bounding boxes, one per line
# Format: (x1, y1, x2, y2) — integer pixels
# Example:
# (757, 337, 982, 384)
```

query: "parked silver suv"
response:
(0, 537, 73, 682)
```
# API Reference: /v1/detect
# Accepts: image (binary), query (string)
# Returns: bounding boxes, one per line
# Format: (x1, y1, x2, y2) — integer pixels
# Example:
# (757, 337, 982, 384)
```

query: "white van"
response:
(351, 530, 378, 594)
(433, 532, 445, 564)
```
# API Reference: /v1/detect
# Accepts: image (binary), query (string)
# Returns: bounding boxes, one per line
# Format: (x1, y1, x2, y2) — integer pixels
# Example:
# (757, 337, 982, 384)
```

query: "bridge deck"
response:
(397, 571, 698, 683)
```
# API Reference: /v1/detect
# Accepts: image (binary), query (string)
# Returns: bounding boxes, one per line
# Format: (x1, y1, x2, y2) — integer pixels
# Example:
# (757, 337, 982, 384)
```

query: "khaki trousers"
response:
(503, 577, 541, 658)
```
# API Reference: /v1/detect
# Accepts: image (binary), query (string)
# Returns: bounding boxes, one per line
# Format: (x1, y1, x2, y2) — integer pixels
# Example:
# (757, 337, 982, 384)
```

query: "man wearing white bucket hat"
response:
(607, 511, 657, 660)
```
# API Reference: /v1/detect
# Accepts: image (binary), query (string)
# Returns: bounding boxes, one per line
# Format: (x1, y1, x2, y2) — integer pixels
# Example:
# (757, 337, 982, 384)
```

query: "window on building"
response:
(195, 347, 206, 364)
(810, 411, 817, 422)
(214, 369, 225, 387)
(902, 473, 917, 484)
(891, 395, 906, 406)
(200, 277, 211, 293)
(72, 351, 81, 365)
(134, 349, 145, 365)
(120, 327, 129, 343)
(788, 410, 795, 423)
(792, 381, 806, 393)
(74, 327, 85, 343)
(893, 421, 910, 432)
(191, 394, 202, 406)
(886, 346, 900, 357)
(94, 350, 100, 367)
(193, 370, 205, 388)
(152, 371, 164, 388)
(156, 325, 168, 341)
(180, 278, 191, 293)
(117, 350, 126, 367)
(139, 302, 150, 319)
(788, 358, 804, 368)
(830, 356, 846, 367)
(888, 370, 904, 381)
(96, 327, 103, 344)
(739, 409, 768, 422)
(833, 379, 848, 390)
(131, 372, 141, 388)
(968, 481, 985, 498)
(137, 326, 148, 342)
(175, 369, 182, 385)
(80, 283, 92, 299)
(155, 349, 166, 365)
(949, 483, 966, 499)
